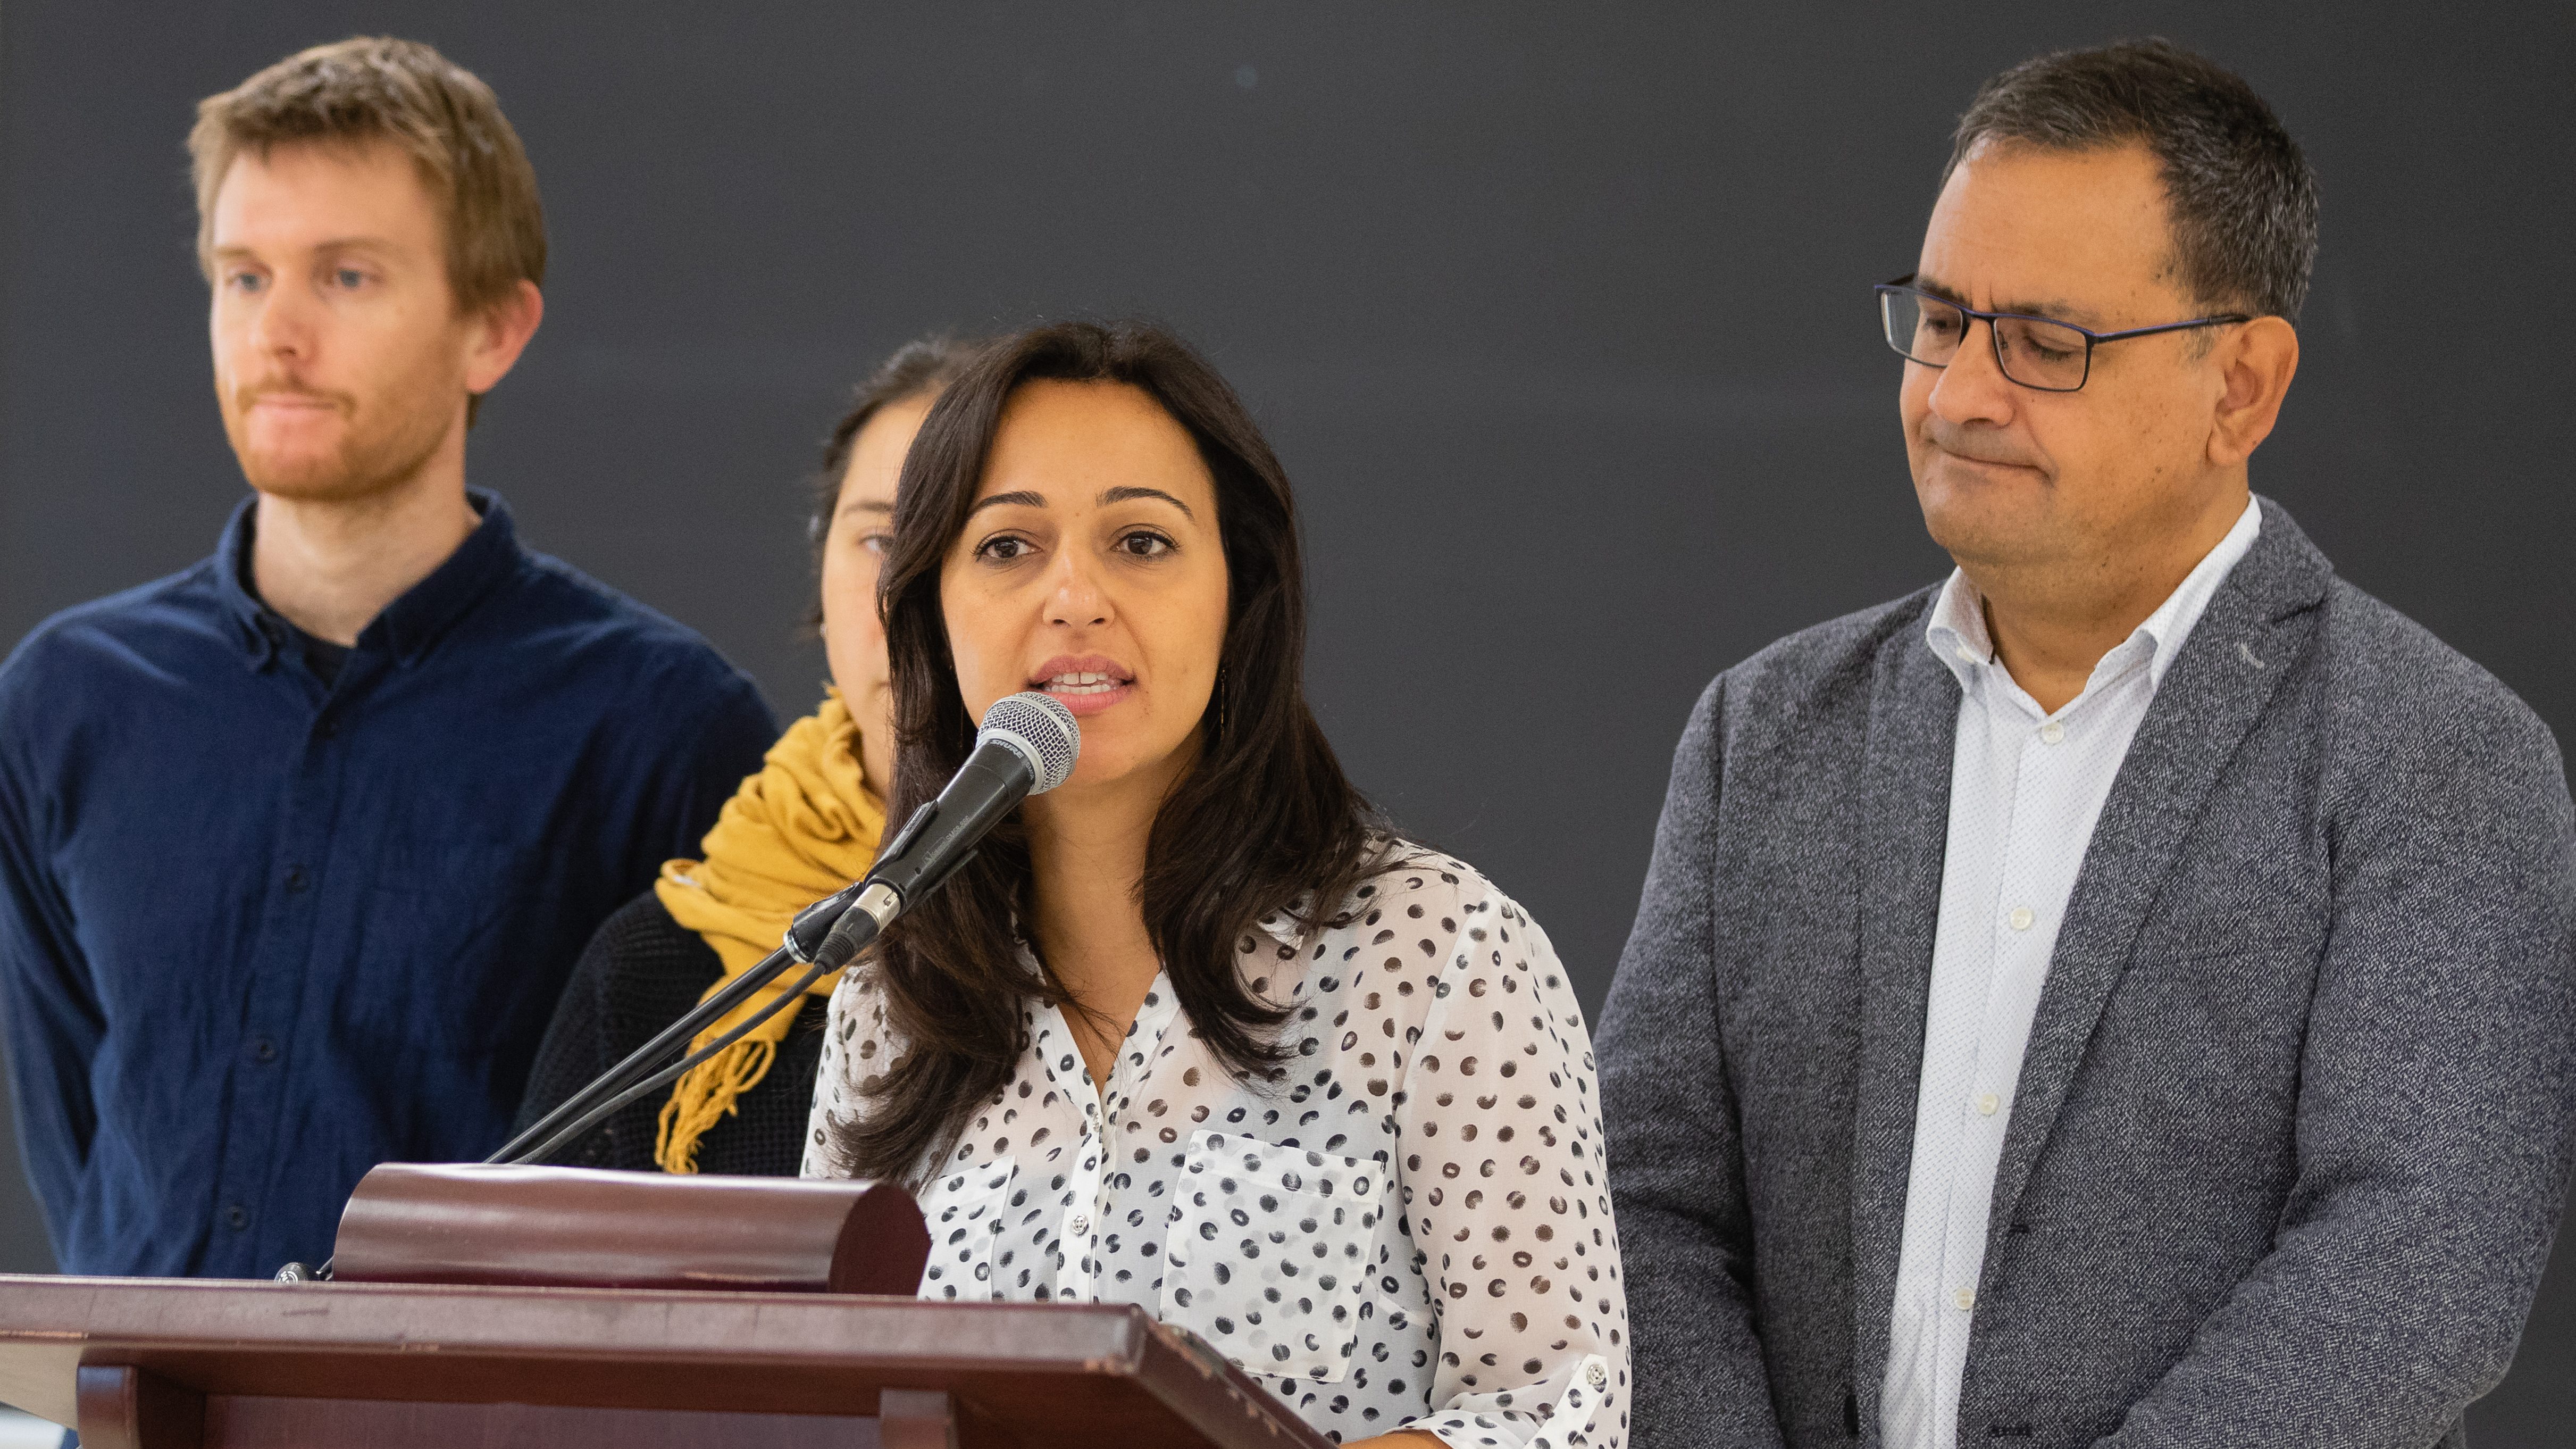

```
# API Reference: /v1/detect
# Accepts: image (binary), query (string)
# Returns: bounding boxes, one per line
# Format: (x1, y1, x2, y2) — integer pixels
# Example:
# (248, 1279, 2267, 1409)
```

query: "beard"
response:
(221, 362, 461, 504)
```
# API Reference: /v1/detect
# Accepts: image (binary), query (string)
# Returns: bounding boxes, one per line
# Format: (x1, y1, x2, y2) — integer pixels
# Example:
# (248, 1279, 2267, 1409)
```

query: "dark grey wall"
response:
(3, 2, 2569, 1437)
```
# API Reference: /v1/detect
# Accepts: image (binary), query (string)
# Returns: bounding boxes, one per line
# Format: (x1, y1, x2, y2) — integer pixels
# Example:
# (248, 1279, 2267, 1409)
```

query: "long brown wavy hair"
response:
(821, 320, 1390, 1184)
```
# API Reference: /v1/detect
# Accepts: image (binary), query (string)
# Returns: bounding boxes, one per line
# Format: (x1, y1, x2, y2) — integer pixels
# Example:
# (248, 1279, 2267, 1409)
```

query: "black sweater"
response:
(513, 892, 826, 1176)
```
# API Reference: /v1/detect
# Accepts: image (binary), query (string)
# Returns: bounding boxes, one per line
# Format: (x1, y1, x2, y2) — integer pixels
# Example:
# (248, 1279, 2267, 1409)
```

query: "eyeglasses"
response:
(1874, 275, 2249, 393)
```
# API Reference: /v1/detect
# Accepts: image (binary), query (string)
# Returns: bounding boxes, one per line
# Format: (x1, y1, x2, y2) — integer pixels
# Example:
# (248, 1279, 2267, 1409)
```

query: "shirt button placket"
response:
(1060, 1097, 1104, 1301)
(223, 696, 349, 1271)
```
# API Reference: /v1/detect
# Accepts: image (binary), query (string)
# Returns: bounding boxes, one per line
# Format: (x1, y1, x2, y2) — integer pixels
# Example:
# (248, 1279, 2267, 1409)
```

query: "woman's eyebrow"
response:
(1100, 485, 1195, 520)
(966, 489, 1048, 517)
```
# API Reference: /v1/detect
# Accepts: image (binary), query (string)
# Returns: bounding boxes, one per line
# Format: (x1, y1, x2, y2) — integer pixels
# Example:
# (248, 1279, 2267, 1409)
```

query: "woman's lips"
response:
(1031, 662, 1136, 717)
(1040, 679, 1134, 717)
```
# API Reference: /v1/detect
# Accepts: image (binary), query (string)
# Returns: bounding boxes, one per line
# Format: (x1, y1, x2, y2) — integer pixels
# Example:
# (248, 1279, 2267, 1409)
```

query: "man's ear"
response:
(2207, 314, 2298, 468)
(462, 278, 545, 397)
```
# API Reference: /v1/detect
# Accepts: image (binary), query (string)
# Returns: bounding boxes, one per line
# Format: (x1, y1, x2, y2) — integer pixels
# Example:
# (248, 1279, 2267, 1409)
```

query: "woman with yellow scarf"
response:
(513, 337, 979, 1174)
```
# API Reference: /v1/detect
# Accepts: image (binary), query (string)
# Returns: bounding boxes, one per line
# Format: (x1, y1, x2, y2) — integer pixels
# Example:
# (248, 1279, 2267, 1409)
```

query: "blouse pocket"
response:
(917, 1154, 1016, 1300)
(1159, 1131, 1387, 1384)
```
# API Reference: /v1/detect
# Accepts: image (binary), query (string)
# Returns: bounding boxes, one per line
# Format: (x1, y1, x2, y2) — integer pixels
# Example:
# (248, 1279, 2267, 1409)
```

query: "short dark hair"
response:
(1947, 38, 2318, 321)
(823, 320, 1390, 1184)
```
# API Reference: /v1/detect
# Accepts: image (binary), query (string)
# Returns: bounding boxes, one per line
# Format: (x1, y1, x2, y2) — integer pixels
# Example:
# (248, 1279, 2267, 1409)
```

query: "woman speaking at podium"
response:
(803, 321, 1629, 1449)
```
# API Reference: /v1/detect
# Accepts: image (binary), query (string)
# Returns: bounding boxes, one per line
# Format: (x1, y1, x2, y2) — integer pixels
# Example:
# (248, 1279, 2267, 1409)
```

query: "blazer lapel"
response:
(1980, 498, 2332, 1246)
(1849, 614, 1963, 1414)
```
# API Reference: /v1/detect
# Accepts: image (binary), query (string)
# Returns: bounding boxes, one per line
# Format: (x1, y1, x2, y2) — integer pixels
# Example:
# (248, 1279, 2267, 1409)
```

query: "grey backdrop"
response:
(2, 2, 2568, 1439)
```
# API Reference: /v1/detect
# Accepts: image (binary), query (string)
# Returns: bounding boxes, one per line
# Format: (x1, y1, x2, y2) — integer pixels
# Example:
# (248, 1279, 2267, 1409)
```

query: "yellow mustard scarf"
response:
(651, 690, 884, 1173)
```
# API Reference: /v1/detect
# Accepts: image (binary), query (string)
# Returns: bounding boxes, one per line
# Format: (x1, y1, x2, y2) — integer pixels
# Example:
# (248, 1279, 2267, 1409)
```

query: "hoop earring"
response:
(1215, 663, 1229, 740)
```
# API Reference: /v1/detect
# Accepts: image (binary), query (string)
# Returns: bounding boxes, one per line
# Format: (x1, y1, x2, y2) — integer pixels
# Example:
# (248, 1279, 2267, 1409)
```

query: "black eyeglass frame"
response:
(1875, 274, 2252, 393)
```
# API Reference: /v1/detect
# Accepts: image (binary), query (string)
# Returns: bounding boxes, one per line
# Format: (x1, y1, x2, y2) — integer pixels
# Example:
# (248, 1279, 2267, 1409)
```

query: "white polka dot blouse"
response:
(802, 849, 1629, 1448)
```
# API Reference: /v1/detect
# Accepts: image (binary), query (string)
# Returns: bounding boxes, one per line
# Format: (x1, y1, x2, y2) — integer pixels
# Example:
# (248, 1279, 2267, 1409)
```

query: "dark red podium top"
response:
(0, 1274, 1332, 1448)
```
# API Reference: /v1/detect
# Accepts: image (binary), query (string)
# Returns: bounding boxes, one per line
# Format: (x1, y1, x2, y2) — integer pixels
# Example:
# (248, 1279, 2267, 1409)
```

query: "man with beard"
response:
(0, 37, 775, 1280)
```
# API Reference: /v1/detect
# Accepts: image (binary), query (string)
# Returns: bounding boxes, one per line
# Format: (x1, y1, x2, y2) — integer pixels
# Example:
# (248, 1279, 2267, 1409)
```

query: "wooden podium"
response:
(0, 1167, 1332, 1449)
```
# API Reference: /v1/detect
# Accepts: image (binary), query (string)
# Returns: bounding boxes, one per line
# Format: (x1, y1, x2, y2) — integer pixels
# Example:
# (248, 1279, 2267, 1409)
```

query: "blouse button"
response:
(1069, 1214, 1091, 1237)
(1585, 1361, 1609, 1389)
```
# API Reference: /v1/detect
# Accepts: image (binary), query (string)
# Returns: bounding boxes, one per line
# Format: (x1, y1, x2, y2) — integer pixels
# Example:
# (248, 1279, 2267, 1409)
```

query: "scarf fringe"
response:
(649, 692, 883, 1173)
(656, 1038, 778, 1173)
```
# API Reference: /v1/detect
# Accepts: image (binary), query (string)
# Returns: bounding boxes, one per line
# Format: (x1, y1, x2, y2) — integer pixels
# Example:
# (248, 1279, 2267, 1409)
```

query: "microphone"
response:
(275, 695, 1080, 1280)
(458, 694, 1077, 1184)
(789, 690, 1081, 972)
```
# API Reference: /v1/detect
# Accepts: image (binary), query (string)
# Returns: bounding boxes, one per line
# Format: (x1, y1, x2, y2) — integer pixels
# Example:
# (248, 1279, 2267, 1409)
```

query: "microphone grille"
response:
(978, 691, 1081, 794)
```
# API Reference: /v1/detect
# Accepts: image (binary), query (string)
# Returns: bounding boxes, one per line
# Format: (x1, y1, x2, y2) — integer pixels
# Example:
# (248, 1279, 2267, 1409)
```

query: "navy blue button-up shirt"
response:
(0, 492, 776, 1277)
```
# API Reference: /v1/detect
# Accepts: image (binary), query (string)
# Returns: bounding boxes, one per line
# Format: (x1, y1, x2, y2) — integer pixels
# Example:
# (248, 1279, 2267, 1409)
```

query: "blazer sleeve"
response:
(2096, 690, 2576, 1447)
(1596, 675, 1790, 1449)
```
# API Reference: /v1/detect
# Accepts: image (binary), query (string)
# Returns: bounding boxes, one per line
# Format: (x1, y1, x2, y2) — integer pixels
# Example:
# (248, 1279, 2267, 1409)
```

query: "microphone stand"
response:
(485, 795, 966, 1176)
(271, 692, 1062, 1285)
(496, 876, 901, 1166)
(273, 878, 901, 1283)
(494, 945, 805, 1164)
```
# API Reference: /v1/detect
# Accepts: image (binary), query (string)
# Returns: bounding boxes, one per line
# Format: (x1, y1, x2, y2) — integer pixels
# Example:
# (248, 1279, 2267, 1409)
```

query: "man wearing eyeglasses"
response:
(1600, 38, 2573, 1449)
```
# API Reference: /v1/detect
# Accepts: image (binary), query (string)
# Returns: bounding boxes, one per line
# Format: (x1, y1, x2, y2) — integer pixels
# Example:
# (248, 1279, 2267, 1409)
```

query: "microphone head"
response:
(978, 691, 1081, 794)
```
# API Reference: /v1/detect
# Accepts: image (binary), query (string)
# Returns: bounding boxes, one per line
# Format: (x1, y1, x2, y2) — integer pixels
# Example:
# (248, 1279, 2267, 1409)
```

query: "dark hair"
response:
(822, 320, 1390, 1183)
(805, 336, 986, 627)
(810, 336, 988, 553)
(1947, 38, 2318, 321)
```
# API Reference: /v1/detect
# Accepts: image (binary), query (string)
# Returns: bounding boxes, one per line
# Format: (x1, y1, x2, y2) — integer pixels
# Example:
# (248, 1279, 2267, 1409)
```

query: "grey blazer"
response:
(1598, 499, 2576, 1449)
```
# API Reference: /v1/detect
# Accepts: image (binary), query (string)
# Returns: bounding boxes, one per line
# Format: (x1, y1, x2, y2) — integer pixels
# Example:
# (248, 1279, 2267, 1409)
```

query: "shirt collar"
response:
(213, 498, 284, 669)
(1250, 906, 1306, 948)
(2134, 495, 2262, 688)
(216, 488, 523, 671)
(1923, 495, 2262, 699)
(1007, 904, 1305, 973)
(1922, 568, 1999, 687)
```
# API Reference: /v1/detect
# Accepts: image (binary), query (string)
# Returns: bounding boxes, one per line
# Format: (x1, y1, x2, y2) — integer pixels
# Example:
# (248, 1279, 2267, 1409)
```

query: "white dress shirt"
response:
(1880, 498, 2261, 1449)
(804, 848, 1629, 1449)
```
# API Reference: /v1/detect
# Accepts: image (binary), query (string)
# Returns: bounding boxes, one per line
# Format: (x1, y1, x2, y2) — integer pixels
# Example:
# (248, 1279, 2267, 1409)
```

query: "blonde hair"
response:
(190, 37, 546, 421)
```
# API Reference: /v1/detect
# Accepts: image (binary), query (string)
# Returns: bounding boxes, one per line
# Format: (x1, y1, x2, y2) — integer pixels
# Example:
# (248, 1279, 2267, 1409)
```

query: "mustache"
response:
(1917, 416, 2047, 472)
(231, 380, 352, 410)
